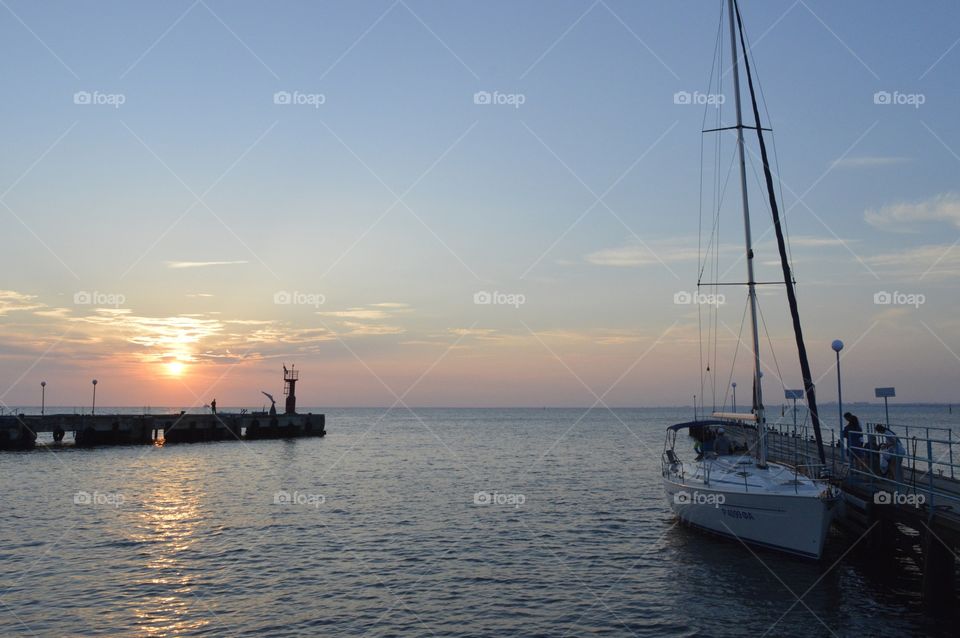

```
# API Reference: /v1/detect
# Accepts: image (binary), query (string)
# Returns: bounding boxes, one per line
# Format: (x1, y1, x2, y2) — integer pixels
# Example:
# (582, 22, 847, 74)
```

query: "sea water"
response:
(1, 406, 957, 637)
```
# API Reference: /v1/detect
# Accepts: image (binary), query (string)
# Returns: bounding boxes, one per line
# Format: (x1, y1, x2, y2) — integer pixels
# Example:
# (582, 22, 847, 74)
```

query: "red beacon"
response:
(283, 364, 298, 415)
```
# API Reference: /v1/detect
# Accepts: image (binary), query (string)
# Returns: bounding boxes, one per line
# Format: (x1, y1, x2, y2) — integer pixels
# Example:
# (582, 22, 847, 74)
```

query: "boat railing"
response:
(661, 449, 685, 481)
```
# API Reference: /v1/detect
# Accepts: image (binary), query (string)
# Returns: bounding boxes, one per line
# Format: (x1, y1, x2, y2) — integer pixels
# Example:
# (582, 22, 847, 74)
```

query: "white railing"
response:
(840, 422, 960, 511)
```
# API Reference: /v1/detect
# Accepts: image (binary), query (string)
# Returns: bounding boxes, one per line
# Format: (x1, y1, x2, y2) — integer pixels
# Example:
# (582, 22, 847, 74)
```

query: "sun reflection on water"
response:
(127, 469, 210, 637)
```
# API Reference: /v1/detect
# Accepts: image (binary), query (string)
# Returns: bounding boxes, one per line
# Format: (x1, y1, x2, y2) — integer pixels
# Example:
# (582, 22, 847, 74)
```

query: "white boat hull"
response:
(663, 471, 836, 559)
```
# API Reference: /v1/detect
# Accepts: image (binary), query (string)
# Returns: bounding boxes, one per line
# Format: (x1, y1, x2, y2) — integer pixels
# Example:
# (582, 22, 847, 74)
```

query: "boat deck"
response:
(676, 454, 828, 497)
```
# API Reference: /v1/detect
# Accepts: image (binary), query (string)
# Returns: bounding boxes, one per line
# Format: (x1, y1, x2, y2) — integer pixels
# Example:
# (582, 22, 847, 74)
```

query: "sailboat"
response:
(661, 0, 839, 559)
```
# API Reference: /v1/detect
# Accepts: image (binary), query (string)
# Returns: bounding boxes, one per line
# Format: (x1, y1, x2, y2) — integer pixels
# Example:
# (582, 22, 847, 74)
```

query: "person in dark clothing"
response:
(843, 413, 863, 453)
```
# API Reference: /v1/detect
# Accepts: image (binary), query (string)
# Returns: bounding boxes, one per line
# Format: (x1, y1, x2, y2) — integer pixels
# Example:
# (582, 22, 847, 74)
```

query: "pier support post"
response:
(866, 513, 897, 554)
(922, 529, 955, 610)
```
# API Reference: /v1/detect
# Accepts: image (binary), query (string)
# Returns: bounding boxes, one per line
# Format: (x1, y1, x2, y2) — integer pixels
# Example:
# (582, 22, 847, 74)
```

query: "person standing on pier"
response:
(842, 413, 865, 467)
(875, 424, 905, 484)
(211, 399, 217, 415)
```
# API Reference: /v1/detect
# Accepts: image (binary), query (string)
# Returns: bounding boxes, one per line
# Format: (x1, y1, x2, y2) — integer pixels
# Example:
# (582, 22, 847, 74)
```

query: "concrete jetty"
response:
(0, 365, 326, 449)
(0, 411, 325, 449)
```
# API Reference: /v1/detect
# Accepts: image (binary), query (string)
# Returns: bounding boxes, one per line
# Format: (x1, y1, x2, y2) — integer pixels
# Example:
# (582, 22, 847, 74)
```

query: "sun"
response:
(165, 361, 186, 377)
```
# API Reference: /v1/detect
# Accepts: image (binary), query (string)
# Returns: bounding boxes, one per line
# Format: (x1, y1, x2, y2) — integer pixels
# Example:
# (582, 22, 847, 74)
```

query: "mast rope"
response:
(721, 296, 750, 412)
(734, 8, 796, 273)
(698, 2, 727, 410)
(756, 299, 786, 393)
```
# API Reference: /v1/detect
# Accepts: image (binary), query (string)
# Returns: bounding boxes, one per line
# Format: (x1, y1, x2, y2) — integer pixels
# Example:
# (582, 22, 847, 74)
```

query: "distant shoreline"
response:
(4, 402, 956, 411)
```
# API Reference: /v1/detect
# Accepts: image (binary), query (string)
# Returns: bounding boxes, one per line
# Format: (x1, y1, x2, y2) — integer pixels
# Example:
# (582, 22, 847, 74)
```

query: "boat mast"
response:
(732, 0, 826, 465)
(727, 0, 766, 466)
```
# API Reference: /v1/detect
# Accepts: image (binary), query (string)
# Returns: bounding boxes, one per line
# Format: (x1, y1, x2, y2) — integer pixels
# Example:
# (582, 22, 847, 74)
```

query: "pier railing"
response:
(839, 422, 960, 512)
(725, 417, 960, 517)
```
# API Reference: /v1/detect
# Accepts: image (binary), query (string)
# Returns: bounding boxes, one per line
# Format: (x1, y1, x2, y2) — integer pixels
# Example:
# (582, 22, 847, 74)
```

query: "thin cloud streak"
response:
(166, 260, 250, 269)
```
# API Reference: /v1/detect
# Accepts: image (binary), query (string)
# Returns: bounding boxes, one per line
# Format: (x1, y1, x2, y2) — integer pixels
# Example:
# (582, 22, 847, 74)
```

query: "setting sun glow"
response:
(165, 361, 186, 377)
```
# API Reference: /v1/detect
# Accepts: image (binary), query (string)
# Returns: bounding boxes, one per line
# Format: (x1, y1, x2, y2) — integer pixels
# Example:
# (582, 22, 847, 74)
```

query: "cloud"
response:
(785, 235, 853, 248)
(756, 236, 854, 266)
(340, 321, 405, 336)
(166, 260, 249, 269)
(449, 327, 501, 341)
(865, 193, 960, 232)
(77, 310, 224, 362)
(0, 290, 362, 375)
(830, 156, 911, 169)
(317, 303, 411, 337)
(33, 307, 72, 319)
(450, 328, 494, 336)
(585, 240, 702, 267)
(866, 244, 960, 278)
(319, 308, 391, 320)
(0, 290, 43, 316)
(370, 302, 409, 309)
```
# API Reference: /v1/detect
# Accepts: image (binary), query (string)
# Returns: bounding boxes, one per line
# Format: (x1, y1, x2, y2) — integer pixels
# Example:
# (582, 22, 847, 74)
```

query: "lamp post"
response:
(91, 379, 98, 416)
(832, 340, 844, 450)
(40, 381, 46, 417)
(732, 382, 737, 413)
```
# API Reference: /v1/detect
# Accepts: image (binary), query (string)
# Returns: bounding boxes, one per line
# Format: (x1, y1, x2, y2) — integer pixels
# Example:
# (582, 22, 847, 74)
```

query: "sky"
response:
(0, 0, 958, 410)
